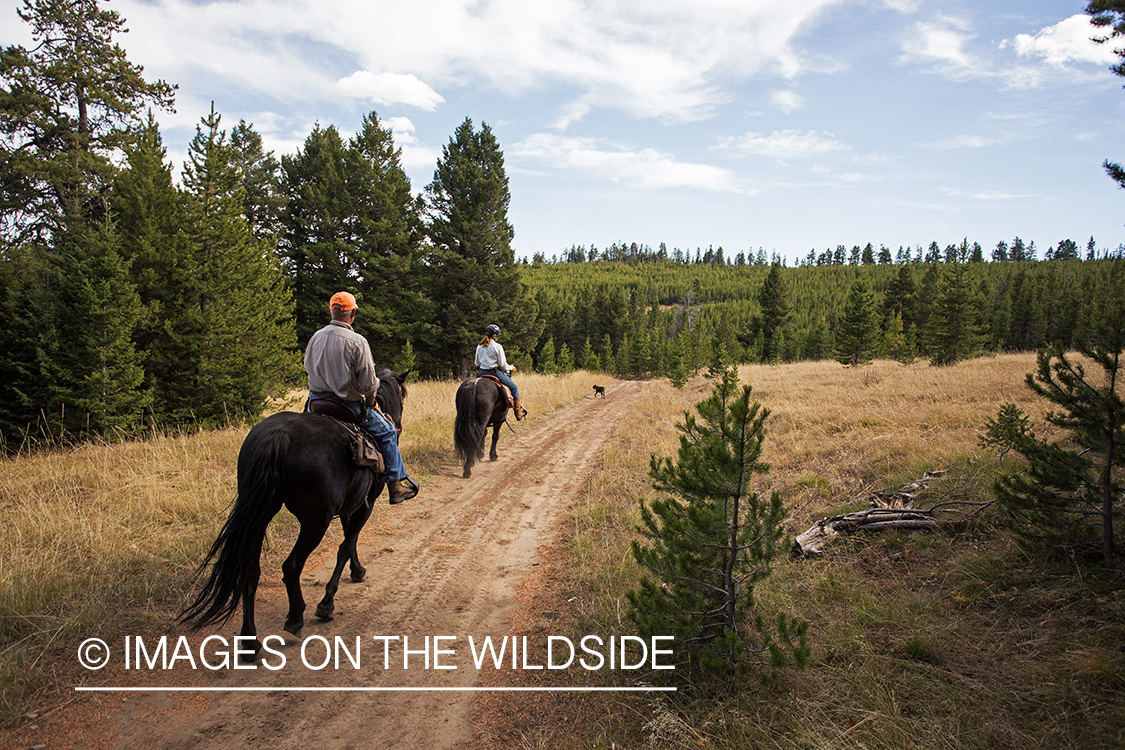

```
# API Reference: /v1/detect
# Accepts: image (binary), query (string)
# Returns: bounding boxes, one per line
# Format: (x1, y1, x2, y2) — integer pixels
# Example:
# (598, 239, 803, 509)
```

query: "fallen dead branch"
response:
(792, 469, 994, 557)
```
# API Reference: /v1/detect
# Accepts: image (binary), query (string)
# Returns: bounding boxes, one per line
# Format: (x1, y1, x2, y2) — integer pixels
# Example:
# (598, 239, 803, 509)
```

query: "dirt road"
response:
(35, 380, 643, 750)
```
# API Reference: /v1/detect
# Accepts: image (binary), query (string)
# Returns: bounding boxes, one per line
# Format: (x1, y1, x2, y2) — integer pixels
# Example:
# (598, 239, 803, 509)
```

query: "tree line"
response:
(532, 235, 1124, 268)
(523, 252, 1125, 380)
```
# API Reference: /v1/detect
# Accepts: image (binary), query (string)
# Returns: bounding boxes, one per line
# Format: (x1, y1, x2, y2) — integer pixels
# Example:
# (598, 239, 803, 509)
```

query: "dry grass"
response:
(499, 353, 1125, 750)
(0, 370, 601, 721)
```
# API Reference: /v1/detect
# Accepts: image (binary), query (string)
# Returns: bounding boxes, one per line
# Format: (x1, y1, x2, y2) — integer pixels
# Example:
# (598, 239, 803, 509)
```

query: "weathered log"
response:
(791, 468, 990, 558)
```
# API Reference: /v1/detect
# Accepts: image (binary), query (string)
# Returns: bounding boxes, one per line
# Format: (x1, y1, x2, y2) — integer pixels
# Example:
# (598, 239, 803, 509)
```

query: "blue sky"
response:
(4, 0, 1123, 262)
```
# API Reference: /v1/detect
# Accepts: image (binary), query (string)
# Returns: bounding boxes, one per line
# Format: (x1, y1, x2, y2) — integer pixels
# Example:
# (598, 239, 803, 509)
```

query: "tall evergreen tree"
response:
(927, 241, 988, 366)
(756, 262, 791, 363)
(230, 120, 285, 242)
(0, 0, 171, 443)
(41, 215, 150, 435)
(422, 117, 538, 377)
(0, 0, 175, 246)
(112, 114, 196, 423)
(344, 112, 425, 365)
(835, 279, 878, 366)
(180, 106, 297, 424)
(278, 124, 352, 345)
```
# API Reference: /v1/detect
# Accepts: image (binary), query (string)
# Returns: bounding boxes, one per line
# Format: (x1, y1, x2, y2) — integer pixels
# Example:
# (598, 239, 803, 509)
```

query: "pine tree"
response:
(835, 279, 878, 366)
(181, 105, 297, 424)
(991, 262, 1124, 564)
(278, 124, 353, 345)
(537, 336, 558, 374)
(756, 263, 790, 363)
(628, 366, 808, 688)
(557, 342, 575, 373)
(0, 0, 175, 246)
(422, 118, 538, 377)
(41, 216, 150, 435)
(577, 337, 599, 371)
(344, 111, 425, 365)
(112, 114, 196, 423)
(927, 242, 988, 366)
(0, 0, 172, 443)
(230, 120, 285, 242)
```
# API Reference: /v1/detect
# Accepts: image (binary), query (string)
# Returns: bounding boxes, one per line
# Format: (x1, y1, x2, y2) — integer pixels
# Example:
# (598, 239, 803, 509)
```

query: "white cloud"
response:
(383, 116, 441, 172)
(918, 134, 1006, 150)
(941, 187, 1040, 201)
(115, 0, 849, 127)
(770, 90, 805, 113)
(900, 16, 976, 72)
(511, 133, 741, 192)
(1009, 14, 1117, 67)
(901, 13, 1115, 89)
(715, 129, 848, 160)
(334, 71, 444, 110)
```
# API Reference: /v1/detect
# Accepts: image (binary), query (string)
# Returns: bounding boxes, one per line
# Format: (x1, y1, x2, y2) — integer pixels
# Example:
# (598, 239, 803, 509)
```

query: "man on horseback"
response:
(305, 291, 417, 504)
(475, 323, 526, 420)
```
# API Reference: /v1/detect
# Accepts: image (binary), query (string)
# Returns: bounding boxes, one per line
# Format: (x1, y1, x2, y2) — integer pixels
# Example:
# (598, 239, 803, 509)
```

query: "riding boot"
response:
(513, 397, 527, 421)
(387, 479, 417, 505)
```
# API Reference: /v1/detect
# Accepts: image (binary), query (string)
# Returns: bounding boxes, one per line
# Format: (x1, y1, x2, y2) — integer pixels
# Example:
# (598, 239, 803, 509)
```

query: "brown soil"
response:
(3, 381, 644, 750)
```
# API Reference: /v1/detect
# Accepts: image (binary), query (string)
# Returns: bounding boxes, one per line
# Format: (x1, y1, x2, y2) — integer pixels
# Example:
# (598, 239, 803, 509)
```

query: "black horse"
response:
(453, 376, 510, 478)
(179, 369, 412, 654)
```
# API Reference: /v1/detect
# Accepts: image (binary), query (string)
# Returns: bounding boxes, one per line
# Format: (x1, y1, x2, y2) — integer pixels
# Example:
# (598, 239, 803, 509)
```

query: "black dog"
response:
(592, 384, 606, 398)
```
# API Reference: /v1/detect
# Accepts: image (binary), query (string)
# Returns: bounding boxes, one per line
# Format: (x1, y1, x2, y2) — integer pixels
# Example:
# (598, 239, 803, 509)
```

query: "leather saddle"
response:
(307, 397, 384, 472)
(478, 374, 515, 408)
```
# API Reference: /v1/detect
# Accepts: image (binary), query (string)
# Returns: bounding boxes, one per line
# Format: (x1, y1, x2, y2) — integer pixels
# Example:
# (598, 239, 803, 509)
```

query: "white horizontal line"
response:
(75, 686, 676, 693)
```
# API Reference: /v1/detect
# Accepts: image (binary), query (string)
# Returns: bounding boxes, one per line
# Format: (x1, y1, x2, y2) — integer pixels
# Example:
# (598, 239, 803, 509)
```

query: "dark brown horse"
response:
(453, 376, 510, 478)
(179, 370, 414, 655)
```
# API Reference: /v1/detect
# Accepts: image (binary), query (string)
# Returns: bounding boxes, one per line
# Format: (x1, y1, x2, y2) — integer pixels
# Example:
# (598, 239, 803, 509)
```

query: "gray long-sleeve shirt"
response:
(304, 320, 378, 402)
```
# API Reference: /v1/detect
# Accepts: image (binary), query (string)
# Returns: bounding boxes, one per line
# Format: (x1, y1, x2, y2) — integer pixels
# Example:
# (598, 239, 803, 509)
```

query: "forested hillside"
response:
(523, 249, 1125, 380)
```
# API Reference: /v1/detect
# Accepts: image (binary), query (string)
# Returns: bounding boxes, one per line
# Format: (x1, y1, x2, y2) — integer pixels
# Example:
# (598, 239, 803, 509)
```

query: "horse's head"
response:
(375, 369, 409, 433)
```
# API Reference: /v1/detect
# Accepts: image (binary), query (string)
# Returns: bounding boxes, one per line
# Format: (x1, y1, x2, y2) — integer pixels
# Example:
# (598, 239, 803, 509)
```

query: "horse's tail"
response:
(453, 380, 485, 466)
(178, 426, 287, 630)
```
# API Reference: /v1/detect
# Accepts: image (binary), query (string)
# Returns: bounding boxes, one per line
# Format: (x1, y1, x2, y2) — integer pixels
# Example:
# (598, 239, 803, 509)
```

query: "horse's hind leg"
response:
(489, 423, 502, 462)
(317, 505, 373, 620)
(281, 519, 330, 635)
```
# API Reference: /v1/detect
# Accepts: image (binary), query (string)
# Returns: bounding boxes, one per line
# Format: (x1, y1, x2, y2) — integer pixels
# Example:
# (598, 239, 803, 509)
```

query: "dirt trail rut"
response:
(73, 380, 643, 750)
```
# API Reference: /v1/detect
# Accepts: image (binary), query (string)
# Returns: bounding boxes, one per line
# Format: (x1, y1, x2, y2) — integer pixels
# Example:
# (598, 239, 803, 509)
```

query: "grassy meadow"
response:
(483, 353, 1125, 749)
(0, 371, 598, 721)
(2, 354, 1122, 748)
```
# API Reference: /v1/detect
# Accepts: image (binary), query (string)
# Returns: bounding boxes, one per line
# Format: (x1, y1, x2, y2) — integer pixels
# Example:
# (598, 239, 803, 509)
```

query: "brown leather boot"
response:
(513, 397, 527, 421)
(387, 479, 417, 505)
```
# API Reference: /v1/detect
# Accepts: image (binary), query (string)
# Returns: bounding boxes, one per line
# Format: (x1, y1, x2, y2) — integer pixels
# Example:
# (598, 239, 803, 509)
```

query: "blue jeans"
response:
(479, 369, 518, 398)
(310, 393, 406, 481)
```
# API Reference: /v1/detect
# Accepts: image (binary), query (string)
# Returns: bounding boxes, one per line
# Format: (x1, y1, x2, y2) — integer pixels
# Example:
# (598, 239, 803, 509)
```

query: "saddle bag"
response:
(353, 431, 384, 471)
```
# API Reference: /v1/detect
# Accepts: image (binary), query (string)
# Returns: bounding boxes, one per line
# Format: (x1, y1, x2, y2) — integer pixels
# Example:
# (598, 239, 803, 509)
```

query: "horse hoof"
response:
(315, 605, 335, 620)
(238, 640, 263, 662)
(350, 568, 366, 582)
(463, 469, 472, 478)
(283, 619, 304, 635)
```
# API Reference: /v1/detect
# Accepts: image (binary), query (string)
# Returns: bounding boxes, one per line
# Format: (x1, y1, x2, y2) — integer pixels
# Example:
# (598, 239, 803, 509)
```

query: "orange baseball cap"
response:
(329, 291, 357, 311)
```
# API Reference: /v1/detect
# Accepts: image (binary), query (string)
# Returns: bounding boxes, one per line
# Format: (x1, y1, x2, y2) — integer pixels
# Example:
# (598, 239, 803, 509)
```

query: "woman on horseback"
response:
(475, 324, 526, 420)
